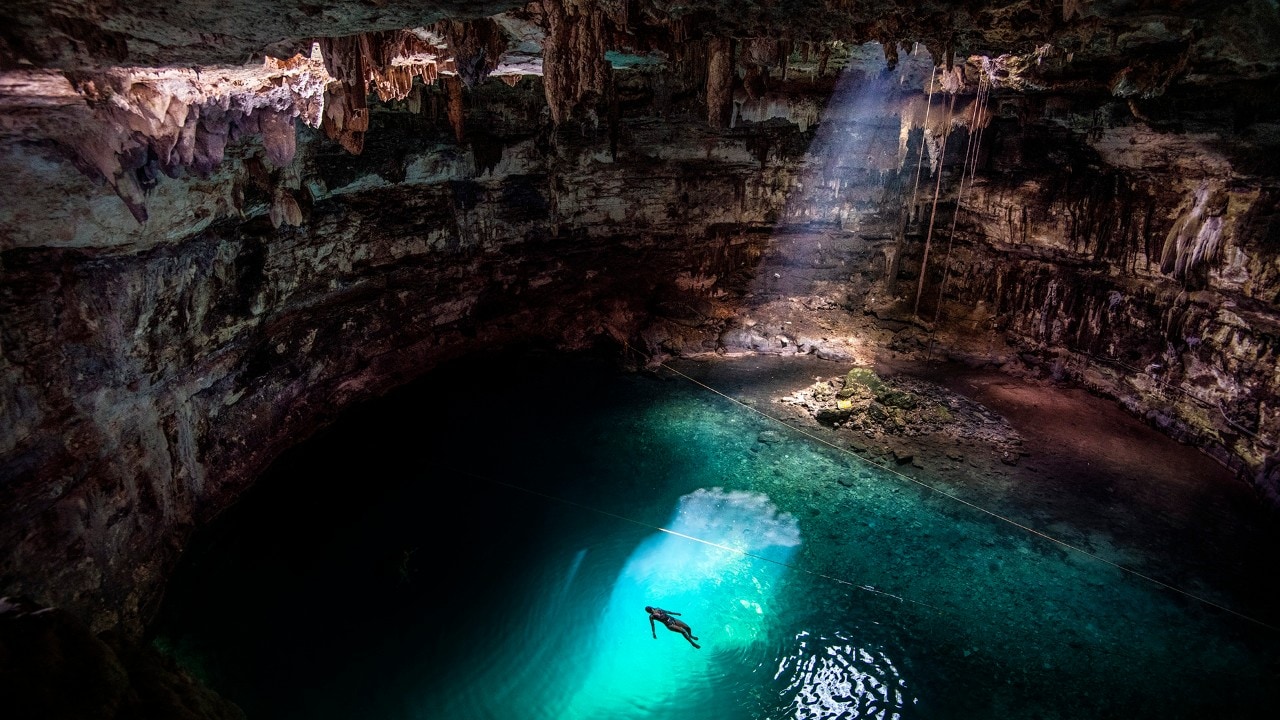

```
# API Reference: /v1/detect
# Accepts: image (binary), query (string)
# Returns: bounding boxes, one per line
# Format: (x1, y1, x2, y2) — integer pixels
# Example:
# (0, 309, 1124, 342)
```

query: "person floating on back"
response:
(646, 605, 700, 649)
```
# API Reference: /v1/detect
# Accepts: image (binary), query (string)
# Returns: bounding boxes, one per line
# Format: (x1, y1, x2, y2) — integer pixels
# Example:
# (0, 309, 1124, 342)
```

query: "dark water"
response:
(152, 349, 1280, 719)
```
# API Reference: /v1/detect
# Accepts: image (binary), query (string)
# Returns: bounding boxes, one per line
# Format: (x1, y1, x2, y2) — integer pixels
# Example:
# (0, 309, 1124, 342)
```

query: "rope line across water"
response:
(621, 343, 1280, 634)
(468, 474, 1255, 669)
(468, 473, 939, 612)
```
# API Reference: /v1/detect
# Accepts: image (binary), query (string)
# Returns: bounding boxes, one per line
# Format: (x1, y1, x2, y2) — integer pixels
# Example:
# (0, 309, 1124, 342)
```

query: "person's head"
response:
(644, 606, 654, 613)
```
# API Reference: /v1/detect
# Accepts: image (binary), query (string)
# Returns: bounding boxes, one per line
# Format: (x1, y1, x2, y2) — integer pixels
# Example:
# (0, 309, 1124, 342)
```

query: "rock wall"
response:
(0, 595, 246, 720)
(0, 74, 806, 634)
(897, 104, 1280, 504)
(697, 54, 1280, 508)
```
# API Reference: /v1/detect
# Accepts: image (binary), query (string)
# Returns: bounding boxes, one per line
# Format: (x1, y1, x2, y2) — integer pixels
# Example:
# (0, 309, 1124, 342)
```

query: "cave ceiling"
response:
(3, 1, 1278, 84)
(2, 1, 1278, 231)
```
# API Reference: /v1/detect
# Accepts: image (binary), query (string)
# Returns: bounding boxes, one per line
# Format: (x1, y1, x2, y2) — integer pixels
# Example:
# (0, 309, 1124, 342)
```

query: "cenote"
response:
(151, 349, 1280, 720)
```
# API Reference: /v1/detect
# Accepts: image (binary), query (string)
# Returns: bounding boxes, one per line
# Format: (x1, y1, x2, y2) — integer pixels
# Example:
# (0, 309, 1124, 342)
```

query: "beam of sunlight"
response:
(748, 44, 938, 310)
(559, 487, 802, 719)
(795, 45, 935, 219)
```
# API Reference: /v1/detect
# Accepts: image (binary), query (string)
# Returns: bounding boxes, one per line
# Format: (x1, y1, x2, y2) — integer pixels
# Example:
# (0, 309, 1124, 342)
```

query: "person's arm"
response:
(667, 611, 681, 616)
(650, 616, 657, 638)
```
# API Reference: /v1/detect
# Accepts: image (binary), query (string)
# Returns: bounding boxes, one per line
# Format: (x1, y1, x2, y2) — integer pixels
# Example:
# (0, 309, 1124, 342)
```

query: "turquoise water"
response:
(153, 350, 1280, 719)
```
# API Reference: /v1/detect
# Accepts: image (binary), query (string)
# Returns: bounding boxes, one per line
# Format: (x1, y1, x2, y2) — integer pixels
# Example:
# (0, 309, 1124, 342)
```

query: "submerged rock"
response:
(757, 430, 785, 444)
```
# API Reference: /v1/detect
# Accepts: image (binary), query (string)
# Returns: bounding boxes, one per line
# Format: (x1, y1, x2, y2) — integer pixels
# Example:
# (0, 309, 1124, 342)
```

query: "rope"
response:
(621, 342, 1280, 634)
(476, 469, 1230, 668)
(906, 69, 936, 223)
(914, 91, 957, 317)
(965, 75, 990, 183)
(933, 75, 989, 325)
(472, 474, 939, 611)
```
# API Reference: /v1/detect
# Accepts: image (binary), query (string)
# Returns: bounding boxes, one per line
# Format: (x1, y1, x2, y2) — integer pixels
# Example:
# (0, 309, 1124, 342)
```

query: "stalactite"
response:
(541, 0, 611, 126)
(1160, 183, 1230, 285)
(742, 64, 768, 100)
(255, 112, 296, 168)
(444, 75, 466, 143)
(319, 35, 371, 155)
(887, 69, 936, 293)
(739, 37, 780, 101)
(705, 36, 734, 128)
(365, 31, 456, 103)
(436, 18, 509, 90)
(965, 78, 989, 186)
(909, 70, 936, 220)
(269, 187, 303, 228)
(36, 48, 332, 222)
(881, 39, 899, 71)
(319, 29, 461, 152)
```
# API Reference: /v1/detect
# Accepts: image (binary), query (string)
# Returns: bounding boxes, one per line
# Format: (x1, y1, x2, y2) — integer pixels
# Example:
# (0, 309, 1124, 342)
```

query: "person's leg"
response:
(674, 619, 695, 638)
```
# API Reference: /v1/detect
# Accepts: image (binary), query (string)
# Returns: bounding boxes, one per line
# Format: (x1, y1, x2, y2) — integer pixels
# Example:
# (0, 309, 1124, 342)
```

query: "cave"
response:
(2, 1, 1279, 718)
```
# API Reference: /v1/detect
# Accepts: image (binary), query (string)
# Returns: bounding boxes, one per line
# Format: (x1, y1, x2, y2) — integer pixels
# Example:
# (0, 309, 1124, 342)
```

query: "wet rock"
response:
(757, 430, 784, 444)
(0, 0, 1278, 658)
(815, 406, 853, 425)
(815, 346, 857, 362)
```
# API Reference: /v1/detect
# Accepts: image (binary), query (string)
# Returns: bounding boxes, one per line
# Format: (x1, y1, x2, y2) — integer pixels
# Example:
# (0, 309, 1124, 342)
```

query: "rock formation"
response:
(0, 0, 1277, 673)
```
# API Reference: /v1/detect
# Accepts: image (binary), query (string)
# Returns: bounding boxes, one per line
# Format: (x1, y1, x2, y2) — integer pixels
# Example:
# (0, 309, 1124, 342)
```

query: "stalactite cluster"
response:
(705, 37, 735, 127)
(20, 52, 332, 223)
(318, 30, 458, 155)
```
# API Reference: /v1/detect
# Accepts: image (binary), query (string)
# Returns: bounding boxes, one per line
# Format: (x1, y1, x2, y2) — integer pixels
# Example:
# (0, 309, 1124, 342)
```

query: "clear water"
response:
(152, 350, 1280, 719)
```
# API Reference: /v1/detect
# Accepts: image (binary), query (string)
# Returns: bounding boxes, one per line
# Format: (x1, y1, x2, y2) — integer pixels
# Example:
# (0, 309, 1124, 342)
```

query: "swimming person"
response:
(645, 606, 700, 649)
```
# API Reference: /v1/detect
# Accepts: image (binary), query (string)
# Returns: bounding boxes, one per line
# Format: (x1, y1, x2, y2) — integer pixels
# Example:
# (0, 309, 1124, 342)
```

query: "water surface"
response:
(153, 349, 1280, 719)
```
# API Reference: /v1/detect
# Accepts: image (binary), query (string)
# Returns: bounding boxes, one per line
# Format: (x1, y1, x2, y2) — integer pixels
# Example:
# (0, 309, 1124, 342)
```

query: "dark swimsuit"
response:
(653, 611, 685, 631)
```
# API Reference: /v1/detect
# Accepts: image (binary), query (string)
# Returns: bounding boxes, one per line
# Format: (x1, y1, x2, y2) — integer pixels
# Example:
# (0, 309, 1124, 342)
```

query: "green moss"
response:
(844, 367, 916, 409)
(845, 367, 886, 393)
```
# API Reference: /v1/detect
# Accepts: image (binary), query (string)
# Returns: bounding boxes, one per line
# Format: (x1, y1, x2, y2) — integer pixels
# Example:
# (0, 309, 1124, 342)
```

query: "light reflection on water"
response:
(433, 486, 918, 720)
(774, 630, 913, 720)
(534, 486, 803, 719)
(420, 486, 811, 720)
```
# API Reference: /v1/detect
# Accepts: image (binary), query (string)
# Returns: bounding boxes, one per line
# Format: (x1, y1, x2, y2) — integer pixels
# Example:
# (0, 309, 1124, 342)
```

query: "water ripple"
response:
(773, 629, 915, 720)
